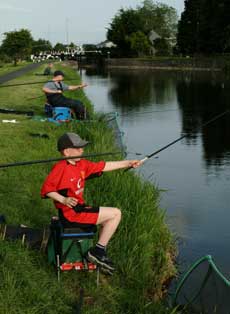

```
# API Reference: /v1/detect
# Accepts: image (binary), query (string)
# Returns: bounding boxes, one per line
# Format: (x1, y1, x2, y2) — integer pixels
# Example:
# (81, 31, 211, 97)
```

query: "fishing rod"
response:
(120, 109, 178, 117)
(0, 151, 122, 169)
(127, 110, 229, 169)
(26, 95, 45, 101)
(27, 87, 89, 101)
(0, 78, 82, 89)
(0, 108, 34, 116)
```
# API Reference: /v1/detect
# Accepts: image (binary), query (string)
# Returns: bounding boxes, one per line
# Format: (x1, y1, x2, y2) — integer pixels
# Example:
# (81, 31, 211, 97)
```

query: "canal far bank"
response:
(103, 57, 230, 71)
(0, 62, 177, 314)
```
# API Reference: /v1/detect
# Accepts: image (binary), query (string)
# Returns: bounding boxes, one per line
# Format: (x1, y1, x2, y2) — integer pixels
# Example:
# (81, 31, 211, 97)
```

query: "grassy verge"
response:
(0, 61, 31, 77)
(0, 63, 177, 314)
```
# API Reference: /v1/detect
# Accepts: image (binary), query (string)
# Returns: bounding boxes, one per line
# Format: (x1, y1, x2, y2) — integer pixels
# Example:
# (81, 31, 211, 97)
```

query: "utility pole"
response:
(65, 18, 69, 49)
(47, 24, 51, 43)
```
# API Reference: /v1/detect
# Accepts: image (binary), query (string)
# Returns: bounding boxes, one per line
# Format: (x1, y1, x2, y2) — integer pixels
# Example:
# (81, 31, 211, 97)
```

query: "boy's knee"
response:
(114, 207, 121, 220)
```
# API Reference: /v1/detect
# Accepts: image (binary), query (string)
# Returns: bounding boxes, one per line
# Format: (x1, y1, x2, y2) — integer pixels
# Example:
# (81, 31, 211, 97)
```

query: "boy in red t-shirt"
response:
(41, 132, 142, 272)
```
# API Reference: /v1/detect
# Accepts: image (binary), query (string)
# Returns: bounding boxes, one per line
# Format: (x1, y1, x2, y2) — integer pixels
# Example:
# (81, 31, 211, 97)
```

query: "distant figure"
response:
(43, 63, 53, 75)
(42, 70, 88, 120)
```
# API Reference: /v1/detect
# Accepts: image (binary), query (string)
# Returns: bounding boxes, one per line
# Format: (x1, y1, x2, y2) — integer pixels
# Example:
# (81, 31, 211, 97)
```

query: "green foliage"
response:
(32, 39, 53, 54)
(107, 8, 142, 57)
(223, 24, 230, 53)
(128, 31, 151, 57)
(107, 0, 178, 57)
(138, 0, 178, 38)
(177, 0, 230, 55)
(69, 42, 77, 49)
(154, 38, 171, 56)
(1, 29, 33, 65)
(0, 53, 12, 64)
(82, 44, 97, 51)
(53, 42, 67, 51)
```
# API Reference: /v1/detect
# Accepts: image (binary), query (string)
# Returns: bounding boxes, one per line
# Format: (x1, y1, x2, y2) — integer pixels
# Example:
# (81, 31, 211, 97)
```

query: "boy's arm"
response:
(103, 160, 142, 172)
(46, 192, 78, 208)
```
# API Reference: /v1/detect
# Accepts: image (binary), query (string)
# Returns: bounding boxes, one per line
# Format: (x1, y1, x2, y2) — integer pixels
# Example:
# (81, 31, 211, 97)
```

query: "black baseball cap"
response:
(53, 70, 65, 77)
(57, 132, 89, 151)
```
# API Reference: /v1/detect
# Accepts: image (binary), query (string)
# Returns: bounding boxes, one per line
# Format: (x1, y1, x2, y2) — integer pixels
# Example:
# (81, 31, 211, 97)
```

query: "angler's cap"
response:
(57, 132, 89, 151)
(53, 70, 65, 77)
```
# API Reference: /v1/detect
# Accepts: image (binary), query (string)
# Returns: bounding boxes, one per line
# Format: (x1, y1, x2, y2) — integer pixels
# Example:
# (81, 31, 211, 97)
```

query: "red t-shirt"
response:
(41, 159, 105, 221)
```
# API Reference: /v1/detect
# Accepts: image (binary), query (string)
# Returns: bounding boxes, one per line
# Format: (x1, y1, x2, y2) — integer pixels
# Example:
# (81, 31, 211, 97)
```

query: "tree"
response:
(138, 0, 178, 39)
(154, 38, 171, 55)
(177, 0, 230, 55)
(107, 8, 142, 56)
(177, 0, 202, 55)
(128, 31, 151, 57)
(53, 42, 66, 51)
(82, 44, 97, 51)
(217, 0, 230, 53)
(223, 25, 230, 52)
(107, 1, 178, 57)
(1, 29, 33, 65)
(32, 39, 52, 54)
(69, 42, 77, 49)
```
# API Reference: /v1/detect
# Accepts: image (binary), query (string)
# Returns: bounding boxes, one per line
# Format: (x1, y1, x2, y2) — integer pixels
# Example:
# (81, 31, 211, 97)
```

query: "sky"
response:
(0, 0, 184, 46)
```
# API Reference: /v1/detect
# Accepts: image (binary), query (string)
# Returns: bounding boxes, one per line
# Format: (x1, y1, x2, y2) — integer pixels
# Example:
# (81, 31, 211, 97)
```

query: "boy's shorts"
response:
(59, 204, 99, 229)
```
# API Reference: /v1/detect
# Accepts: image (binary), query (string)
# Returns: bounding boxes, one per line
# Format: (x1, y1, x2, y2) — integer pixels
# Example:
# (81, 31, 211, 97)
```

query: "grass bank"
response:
(0, 62, 177, 314)
(0, 61, 31, 77)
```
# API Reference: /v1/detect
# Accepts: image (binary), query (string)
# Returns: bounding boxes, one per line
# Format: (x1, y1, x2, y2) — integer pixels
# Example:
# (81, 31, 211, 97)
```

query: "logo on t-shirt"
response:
(80, 171, 85, 179)
(77, 178, 81, 188)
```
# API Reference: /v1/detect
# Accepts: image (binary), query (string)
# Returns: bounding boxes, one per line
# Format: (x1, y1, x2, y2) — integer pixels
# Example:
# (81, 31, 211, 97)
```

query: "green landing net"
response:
(106, 112, 126, 157)
(173, 255, 230, 314)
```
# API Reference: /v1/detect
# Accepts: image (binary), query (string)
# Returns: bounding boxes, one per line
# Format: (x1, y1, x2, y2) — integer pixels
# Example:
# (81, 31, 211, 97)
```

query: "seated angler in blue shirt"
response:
(42, 70, 88, 120)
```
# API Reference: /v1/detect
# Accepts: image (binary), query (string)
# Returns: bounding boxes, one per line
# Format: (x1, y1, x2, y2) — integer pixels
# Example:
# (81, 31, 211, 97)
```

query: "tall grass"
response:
(0, 63, 177, 314)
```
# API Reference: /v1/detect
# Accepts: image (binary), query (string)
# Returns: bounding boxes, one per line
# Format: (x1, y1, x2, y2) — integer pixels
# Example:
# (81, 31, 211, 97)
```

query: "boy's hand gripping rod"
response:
(128, 110, 229, 169)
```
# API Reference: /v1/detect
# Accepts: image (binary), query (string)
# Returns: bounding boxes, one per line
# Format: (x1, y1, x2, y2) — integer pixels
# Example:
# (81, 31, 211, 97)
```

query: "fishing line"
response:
(126, 151, 143, 156)
(126, 110, 229, 170)
(0, 151, 122, 169)
(0, 108, 34, 116)
(119, 109, 178, 117)
(0, 78, 81, 89)
(26, 85, 89, 101)
(26, 95, 44, 101)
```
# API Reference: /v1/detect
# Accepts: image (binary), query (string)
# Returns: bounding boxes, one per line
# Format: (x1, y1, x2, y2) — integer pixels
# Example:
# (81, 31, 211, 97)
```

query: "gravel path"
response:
(0, 63, 43, 84)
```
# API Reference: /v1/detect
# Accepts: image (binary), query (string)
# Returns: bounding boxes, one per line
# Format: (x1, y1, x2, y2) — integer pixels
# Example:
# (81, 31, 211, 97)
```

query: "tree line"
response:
(177, 0, 230, 55)
(108, 0, 230, 57)
(107, 0, 178, 57)
(1, 0, 230, 64)
(0, 29, 77, 65)
(0, 0, 178, 64)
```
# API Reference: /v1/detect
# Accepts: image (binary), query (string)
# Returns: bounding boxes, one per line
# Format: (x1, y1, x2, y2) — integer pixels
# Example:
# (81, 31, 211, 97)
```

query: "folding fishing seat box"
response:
(52, 107, 72, 122)
(47, 217, 97, 279)
(44, 104, 73, 123)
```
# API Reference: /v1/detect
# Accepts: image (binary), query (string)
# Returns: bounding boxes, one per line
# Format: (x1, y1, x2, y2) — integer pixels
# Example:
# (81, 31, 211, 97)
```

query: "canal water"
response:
(80, 67, 230, 288)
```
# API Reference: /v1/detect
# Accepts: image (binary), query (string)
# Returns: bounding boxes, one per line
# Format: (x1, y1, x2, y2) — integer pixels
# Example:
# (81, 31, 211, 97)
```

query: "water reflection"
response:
(83, 68, 178, 112)
(83, 67, 230, 168)
(108, 70, 177, 110)
(176, 71, 230, 167)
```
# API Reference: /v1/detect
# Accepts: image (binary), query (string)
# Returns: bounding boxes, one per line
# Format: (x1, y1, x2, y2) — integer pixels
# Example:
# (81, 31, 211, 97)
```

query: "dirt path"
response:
(0, 63, 43, 85)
